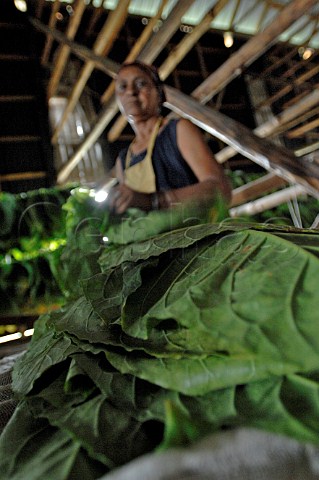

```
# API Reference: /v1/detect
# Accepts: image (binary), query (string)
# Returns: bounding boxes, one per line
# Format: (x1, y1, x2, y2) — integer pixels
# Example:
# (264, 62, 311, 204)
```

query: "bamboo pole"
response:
(164, 84, 319, 198)
(281, 44, 319, 80)
(51, 0, 130, 144)
(215, 87, 319, 163)
(259, 16, 313, 78)
(84, 5, 104, 40)
(273, 104, 319, 137)
(295, 141, 319, 157)
(36, 0, 46, 19)
(48, 0, 87, 99)
(158, 0, 229, 81)
(0, 171, 47, 181)
(191, 0, 319, 104)
(41, 0, 61, 66)
(257, 63, 319, 109)
(57, 98, 119, 184)
(137, 0, 196, 64)
(230, 173, 287, 207)
(30, 17, 119, 77)
(230, 185, 306, 218)
(287, 116, 319, 139)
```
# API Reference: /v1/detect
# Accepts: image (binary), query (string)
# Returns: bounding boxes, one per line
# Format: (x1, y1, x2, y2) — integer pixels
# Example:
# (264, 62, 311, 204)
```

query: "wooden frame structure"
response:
(10, 0, 319, 219)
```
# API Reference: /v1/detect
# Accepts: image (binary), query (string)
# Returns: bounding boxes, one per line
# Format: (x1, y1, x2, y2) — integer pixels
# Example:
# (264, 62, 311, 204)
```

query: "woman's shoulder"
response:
(161, 116, 194, 134)
(159, 116, 181, 138)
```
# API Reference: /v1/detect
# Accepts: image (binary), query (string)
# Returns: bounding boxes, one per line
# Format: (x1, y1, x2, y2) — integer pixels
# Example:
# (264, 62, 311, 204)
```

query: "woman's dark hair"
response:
(117, 61, 166, 109)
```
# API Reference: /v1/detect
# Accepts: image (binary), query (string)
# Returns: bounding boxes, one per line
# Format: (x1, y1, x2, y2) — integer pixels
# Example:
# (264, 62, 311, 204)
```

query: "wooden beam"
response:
(191, 0, 319, 104)
(287, 116, 319, 139)
(0, 171, 47, 182)
(215, 87, 319, 163)
(30, 17, 119, 77)
(57, 98, 119, 184)
(36, 0, 46, 19)
(0, 135, 41, 142)
(41, 0, 61, 66)
(137, 0, 196, 64)
(51, 0, 130, 144)
(47, 0, 87, 99)
(257, 63, 319, 109)
(230, 173, 287, 207)
(164, 84, 319, 198)
(230, 185, 307, 218)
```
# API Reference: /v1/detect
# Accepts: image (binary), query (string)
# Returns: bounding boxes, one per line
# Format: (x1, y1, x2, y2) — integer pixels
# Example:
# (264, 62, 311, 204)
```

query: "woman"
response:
(110, 61, 231, 214)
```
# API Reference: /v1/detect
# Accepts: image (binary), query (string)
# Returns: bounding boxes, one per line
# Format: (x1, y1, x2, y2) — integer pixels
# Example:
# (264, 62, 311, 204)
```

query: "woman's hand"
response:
(108, 183, 152, 214)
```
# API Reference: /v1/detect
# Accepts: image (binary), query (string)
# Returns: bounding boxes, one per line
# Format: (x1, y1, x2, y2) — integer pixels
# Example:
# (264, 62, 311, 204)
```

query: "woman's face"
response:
(115, 65, 161, 122)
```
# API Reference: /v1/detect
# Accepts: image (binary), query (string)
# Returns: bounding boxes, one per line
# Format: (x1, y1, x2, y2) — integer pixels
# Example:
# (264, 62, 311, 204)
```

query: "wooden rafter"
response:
(41, 0, 61, 66)
(47, 0, 87, 99)
(137, 0, 195, 64)
(30, 17, 119, 77)
(164, 84, 319, 198)
(258, 63, 319, 109)
(191, 0, 319, 104)
(216, 87, 319, 162)
(28, 0, 319, 208)
(51, 0, 130, 143)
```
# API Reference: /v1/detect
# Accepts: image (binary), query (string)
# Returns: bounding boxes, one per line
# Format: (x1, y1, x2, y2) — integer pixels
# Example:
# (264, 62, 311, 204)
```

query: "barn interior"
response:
(1, 2, 319, 478)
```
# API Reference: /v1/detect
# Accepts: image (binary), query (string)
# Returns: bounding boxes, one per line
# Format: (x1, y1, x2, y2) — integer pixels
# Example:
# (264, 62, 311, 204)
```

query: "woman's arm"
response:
(110, 119, 232, 214)
(172, 118, 232, 203)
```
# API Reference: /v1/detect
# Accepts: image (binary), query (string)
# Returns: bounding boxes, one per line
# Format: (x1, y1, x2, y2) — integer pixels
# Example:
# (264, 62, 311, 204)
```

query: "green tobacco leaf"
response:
(104, 198, 227, 246)
(0, 403, 97, 480)
(12, 314, 79, 396)
(5, 218, 319, 479)
(158, 399, 212, 450)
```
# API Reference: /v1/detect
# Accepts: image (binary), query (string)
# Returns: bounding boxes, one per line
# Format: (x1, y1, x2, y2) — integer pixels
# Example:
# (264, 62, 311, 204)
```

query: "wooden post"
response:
(48, 0, 87, 99)
(215, 87, 319, 163)
(56, 98, 119, 184)
(30, 18, 119, 77)
(164, 84, 319, 198)
(51, 0, 130, 144)
(41, 0, 60, 66)
(191, 0, 319, 104)
(230, 173, 287, 207)
(230, 185, 307, 218)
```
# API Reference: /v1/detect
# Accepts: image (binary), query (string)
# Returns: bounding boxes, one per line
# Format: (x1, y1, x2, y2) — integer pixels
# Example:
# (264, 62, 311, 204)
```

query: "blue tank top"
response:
(118, 118, 198, 191)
